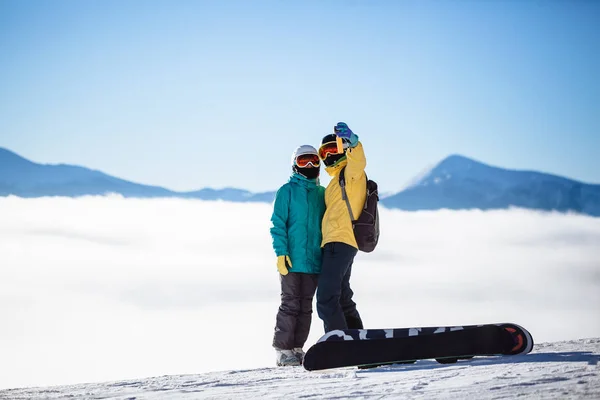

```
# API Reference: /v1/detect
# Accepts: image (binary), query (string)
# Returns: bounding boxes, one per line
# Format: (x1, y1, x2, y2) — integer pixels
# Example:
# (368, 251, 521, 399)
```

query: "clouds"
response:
(0, 196, 599, 390)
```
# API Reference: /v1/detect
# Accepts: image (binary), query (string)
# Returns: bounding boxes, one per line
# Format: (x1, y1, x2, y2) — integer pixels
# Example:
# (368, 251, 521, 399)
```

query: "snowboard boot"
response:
(292, 347, 305, 364)
(275, 349, 301, 367)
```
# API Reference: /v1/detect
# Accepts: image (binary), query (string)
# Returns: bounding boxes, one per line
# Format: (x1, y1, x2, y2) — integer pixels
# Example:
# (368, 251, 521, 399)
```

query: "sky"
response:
(0, 0, 599, 192)
(1, 196, 599, 389)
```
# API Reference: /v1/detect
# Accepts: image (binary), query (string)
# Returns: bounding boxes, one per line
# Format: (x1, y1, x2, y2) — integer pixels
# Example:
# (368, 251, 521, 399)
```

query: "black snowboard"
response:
(303, 323, 534, 371)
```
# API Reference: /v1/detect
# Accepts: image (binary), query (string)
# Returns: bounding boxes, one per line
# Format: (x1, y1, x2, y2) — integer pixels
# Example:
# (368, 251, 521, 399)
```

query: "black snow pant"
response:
(316, 242, 364, 333)
(273, 272, 319, 350)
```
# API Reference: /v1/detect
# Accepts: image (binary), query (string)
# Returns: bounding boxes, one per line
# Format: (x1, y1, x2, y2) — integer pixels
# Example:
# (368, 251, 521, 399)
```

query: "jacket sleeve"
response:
(345, 139, 367, 181)
(270, 185, 290, 256)
(319, 185, 327, 219)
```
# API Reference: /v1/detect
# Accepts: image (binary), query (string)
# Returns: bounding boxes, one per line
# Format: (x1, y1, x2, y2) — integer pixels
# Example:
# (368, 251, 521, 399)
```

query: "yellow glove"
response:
(277, 255, 292, 275)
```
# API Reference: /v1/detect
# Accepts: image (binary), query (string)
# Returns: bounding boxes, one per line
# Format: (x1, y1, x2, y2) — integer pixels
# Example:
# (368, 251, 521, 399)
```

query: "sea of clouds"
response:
(1, 196, 599, 390)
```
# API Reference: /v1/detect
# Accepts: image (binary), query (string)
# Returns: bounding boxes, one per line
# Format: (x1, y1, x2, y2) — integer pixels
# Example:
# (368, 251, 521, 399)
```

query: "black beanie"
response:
(321, 134, 337, 145)
(321, 134, 347, 167)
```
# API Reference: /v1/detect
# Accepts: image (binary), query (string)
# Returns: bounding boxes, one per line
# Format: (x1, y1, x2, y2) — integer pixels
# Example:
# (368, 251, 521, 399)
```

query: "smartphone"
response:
(336, 136, 344, 153)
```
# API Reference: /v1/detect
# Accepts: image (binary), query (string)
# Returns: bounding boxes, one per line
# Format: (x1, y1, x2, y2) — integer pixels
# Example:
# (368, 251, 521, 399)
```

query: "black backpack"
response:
(339, 167, 380, 253)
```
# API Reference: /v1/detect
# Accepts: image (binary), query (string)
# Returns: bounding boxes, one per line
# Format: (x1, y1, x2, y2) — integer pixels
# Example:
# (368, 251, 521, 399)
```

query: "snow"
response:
(400, 162, 437, 191)
(1, 339, 598, 399)
(0, 196, 599, 398)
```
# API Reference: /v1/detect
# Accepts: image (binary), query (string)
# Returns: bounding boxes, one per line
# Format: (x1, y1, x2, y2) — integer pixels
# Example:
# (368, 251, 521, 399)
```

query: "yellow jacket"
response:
(321, 141, 367, 249)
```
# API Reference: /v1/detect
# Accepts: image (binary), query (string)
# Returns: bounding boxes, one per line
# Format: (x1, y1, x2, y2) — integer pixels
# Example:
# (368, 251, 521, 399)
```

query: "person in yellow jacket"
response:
(316, 122, 366, 333)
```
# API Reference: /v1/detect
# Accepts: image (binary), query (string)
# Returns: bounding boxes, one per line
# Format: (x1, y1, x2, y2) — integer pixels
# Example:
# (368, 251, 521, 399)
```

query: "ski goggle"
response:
(295, 153, 320, 168)
(318, 138, 344, 160)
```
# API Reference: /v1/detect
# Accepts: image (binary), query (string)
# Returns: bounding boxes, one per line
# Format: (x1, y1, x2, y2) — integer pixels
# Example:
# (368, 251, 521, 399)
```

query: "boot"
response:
(292, 347, 305, 364)
(275, 348, 301, 367)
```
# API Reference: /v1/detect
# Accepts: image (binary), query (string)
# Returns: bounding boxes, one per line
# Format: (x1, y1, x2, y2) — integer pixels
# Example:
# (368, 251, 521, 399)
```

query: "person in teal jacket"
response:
(270, 144, 326, 366)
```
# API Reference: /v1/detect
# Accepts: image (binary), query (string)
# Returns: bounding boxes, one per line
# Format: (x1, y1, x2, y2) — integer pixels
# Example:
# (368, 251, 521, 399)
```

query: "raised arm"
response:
(335, 122, 366, 180)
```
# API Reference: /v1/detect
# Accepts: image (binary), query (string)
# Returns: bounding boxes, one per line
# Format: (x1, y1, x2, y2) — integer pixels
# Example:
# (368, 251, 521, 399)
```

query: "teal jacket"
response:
(270, 173, 326, 274)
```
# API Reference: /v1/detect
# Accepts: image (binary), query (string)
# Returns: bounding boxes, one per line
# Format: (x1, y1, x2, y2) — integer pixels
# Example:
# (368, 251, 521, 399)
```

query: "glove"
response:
(334, 122, 353, 139)
(277, 255, 292, 275)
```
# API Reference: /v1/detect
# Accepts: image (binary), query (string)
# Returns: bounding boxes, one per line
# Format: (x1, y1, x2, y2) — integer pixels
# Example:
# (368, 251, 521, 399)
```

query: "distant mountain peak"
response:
(382, 153, 600, 216)
(441, 154, 474, 163)
(0, 146, 35, 167)
(434, 154, 486, 171)
(402, 154, 482, 190)
(0, 146, 25, 159)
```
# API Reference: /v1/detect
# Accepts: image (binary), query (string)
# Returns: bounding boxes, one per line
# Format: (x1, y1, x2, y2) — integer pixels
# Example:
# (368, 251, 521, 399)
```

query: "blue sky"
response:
(1, 0, 598, 192)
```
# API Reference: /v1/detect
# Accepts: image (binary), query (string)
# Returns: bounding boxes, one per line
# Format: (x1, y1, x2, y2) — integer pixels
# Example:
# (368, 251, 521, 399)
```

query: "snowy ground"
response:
(1, 196, 599, 395)
(1, 338, 598, 399)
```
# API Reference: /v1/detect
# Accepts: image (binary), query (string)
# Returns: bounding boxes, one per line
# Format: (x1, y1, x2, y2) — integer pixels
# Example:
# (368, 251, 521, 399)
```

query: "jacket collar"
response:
(325, 158, 348, 176)
(290, 172, 320, 188)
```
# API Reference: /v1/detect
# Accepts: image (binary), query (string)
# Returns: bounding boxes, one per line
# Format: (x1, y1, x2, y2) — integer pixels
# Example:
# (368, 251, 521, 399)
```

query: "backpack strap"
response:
(339, 167, 356, 222)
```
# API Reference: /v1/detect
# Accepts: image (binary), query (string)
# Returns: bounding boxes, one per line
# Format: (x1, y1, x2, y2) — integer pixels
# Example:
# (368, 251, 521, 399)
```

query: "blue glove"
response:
(334, 122, 353, 139)
(334, 122, 358, 148)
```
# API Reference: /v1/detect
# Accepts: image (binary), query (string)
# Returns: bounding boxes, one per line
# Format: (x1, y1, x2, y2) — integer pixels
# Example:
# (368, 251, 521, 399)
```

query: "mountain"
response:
(381, 154, 600, 216)
(0, 147, 276, 202)
(0, 147, 176, 198)
(2, 147, 599, 216)
(182, 187, 276, 203)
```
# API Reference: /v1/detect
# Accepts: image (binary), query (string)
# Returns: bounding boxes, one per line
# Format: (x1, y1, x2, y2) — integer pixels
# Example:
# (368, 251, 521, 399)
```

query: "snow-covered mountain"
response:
(1, 338, 598, 399)
(382, 155, 600, 216)
(2, 147, 600, 216)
